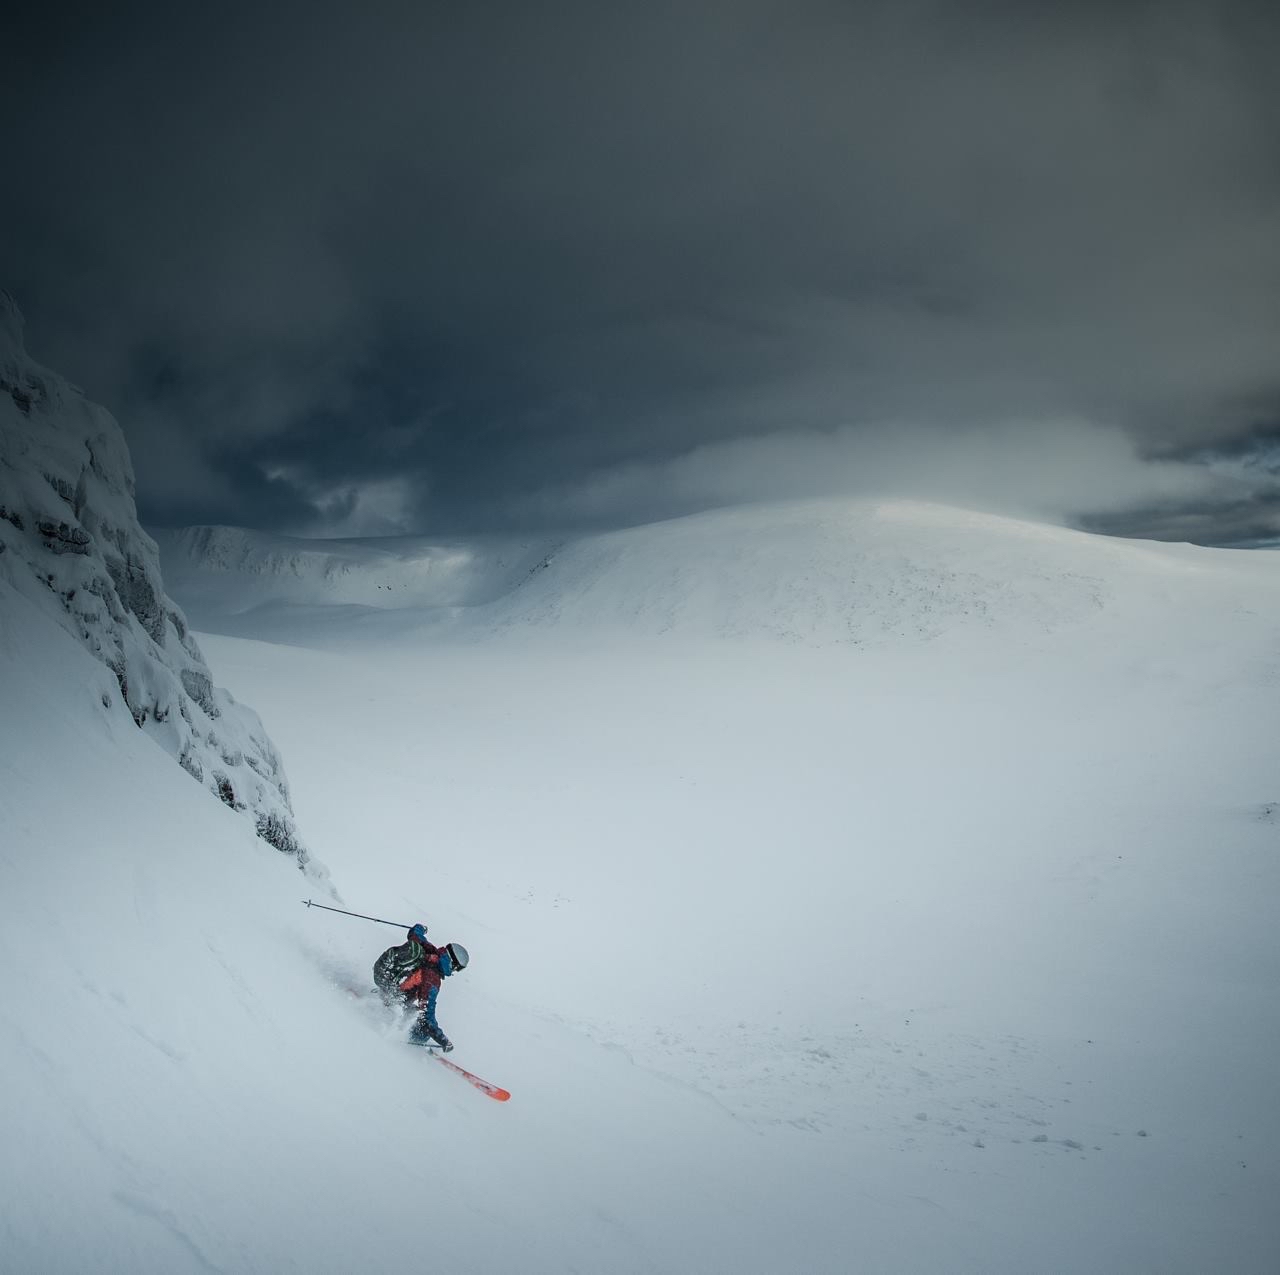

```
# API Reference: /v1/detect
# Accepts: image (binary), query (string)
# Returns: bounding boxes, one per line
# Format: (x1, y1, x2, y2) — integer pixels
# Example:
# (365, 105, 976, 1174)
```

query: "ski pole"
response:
(302, 900, 414, 930)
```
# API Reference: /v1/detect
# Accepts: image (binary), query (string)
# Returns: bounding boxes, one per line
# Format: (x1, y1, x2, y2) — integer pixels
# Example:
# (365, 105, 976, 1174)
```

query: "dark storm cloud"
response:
(1083, 421, 1280, 544)
(3, 1, 1279, 540)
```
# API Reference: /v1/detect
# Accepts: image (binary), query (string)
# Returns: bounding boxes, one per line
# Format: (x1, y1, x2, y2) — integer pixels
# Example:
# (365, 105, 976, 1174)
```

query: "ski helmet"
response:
(445, 942, 469, 970)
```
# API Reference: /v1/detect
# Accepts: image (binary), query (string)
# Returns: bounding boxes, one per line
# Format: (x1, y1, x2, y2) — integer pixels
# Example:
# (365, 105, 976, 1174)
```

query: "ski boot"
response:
(408, 1017, 453, 1052)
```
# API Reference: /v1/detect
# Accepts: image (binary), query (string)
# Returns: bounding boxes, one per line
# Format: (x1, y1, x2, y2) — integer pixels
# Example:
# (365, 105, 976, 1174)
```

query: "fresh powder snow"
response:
(188, 500, 1280, 1272)
(3, 311, 1280, 1269)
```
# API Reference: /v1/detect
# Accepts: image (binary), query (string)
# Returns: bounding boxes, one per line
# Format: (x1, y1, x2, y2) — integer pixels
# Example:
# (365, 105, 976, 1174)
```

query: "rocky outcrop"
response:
(0, 290, 317, 870)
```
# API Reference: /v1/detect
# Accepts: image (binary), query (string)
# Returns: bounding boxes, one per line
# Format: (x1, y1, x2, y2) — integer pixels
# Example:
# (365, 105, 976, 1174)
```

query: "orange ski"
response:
(431, 1052, 511, 1101)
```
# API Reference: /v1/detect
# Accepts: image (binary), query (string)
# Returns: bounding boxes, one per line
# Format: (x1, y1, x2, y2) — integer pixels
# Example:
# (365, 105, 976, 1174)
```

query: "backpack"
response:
(373, 941, 422, 996)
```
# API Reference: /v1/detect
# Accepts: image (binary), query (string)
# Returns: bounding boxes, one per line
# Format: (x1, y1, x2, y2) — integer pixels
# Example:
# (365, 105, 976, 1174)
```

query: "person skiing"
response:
(372, 923, 470, 1051)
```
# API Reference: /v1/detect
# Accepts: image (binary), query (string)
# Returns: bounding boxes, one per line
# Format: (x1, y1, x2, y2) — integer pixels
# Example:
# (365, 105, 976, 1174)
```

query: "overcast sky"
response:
(3, 1, 1278, 542)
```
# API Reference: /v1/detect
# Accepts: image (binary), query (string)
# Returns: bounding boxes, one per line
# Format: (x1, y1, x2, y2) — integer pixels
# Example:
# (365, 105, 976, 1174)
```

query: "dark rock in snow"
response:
(0, 289, 321, 875)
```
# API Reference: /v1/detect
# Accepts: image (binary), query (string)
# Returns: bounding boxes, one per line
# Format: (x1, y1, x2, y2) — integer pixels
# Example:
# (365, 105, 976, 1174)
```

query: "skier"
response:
(372, 923, 470, 1051)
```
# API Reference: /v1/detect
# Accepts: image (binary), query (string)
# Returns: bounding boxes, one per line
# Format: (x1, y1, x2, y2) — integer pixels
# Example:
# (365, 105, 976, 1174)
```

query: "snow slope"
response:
(6, 490, 1280, 1272)
(200, 500, 1280, 1271)
(0, 578, 840, 1273)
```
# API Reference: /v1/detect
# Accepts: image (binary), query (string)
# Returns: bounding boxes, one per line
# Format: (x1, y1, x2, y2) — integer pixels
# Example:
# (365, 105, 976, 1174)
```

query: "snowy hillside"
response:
(6, 480, 1280, 1270)
(152, 524, 556, 633)
(471, 498, 1197, 645)
(162, 494, 1264, 655)
(3, 582, 766, 1272)
(0, 293, 310, 864)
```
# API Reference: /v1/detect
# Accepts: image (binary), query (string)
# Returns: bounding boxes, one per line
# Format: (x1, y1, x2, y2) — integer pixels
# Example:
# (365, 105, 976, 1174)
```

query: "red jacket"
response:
(399, 944, 445, 1006)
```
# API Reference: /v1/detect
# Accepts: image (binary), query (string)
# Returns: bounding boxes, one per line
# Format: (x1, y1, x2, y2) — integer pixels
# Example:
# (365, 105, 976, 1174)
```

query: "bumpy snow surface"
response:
(0, 293, 310, 865)
(6, 483, 1280, 1270)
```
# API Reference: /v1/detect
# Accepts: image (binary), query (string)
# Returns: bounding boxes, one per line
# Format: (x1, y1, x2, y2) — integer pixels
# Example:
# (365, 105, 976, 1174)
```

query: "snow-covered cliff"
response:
(0, 291, 315, 870)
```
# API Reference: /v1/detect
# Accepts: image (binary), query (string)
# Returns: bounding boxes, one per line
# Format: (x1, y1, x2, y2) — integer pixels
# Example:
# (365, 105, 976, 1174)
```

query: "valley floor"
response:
(205, 606, 1280, 1273)
(7, 503, 1280, 1272)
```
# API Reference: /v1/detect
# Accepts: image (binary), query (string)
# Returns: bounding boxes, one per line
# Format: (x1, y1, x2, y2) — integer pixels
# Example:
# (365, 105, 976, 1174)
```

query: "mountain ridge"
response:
(0, 292, 317, 869)
(155, 496, 1280, 651)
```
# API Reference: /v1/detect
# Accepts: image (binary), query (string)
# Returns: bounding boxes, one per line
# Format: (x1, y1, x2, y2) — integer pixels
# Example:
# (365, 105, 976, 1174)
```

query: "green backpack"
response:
(373, 939, 424, 997)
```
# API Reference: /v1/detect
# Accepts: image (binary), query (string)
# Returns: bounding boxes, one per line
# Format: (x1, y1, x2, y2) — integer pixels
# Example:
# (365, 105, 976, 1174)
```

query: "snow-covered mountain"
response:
(0, 292, 312, 867)
(161, 494, 1253, 654)
(6, 335, 1280, 1270)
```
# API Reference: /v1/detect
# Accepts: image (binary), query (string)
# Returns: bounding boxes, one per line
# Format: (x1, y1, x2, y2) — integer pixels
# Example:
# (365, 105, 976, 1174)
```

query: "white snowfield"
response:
(6, 478, 1280, 1270)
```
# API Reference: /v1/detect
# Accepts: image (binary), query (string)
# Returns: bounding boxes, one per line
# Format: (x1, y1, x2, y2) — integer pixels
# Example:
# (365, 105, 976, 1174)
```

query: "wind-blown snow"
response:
(6, 464, 1280, 1266)
(0, 292, 310, 864)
